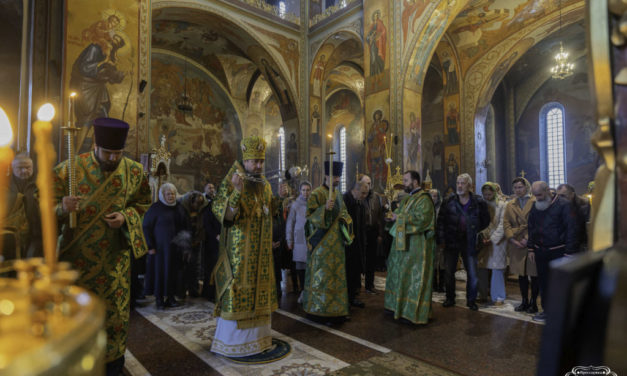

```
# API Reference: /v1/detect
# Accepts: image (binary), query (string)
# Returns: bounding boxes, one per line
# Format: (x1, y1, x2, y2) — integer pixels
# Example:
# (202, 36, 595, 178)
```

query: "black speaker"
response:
(139, 80, 147, 93)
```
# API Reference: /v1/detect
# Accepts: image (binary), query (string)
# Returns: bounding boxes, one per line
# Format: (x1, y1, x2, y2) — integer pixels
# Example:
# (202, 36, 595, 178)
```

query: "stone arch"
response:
(461, 2, 584, 189)
(400, 0, 472, 171)
(152, 0, 300, 127)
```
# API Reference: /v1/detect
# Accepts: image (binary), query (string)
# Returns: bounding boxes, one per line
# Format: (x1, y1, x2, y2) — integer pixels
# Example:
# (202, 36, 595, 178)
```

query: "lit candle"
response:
(33, 103, 58, 266)
(0, 106, 15, 260)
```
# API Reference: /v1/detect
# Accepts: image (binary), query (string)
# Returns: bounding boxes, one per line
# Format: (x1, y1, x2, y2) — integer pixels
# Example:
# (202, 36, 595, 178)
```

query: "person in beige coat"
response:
(503, 177, 539, 313)
(479, 182, 508, 304)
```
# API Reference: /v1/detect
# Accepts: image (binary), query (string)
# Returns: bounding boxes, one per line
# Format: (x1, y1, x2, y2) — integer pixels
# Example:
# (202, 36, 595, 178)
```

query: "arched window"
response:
(339, 126, 347, 192)
(539, 103, 566, 188)
(279, 1, 286, 18)
(279, 127, 286, 176)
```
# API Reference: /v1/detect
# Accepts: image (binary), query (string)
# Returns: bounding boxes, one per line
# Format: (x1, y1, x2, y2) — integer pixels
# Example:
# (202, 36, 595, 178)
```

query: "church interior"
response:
(1, 0, 626, 375)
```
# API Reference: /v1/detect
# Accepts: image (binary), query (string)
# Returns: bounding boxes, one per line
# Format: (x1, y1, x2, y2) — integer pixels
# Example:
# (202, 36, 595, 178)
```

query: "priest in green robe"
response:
(210, 136, 278, 357)
(384, 170, 436, 324)
(53, 118, 151, 374)
(302, 160, 353, 321)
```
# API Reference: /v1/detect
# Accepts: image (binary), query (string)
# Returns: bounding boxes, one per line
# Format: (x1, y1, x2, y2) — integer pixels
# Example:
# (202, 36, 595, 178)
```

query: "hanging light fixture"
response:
(176, 46, 193, 114)
(551, 0, 574, 79)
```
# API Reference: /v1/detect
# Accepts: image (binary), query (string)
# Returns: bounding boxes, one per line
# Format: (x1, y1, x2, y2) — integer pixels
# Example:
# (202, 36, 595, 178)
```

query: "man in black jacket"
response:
(436, 173, 490, 311)
(343, 181, 369, 308)
(556, 183, 590, 252)
(527, 181, 578, 322)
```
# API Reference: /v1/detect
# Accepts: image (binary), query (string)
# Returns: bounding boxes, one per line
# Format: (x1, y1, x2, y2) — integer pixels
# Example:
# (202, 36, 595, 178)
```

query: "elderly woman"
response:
(479, 182, 507, 304)
(143, 183, 189, 309)
(285, 181, 312, 303)
(503, 177, 539, 313)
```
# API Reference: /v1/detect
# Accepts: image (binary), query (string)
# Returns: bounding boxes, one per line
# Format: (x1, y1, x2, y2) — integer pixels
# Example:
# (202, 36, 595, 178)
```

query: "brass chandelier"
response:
(551, 0, 574, 79)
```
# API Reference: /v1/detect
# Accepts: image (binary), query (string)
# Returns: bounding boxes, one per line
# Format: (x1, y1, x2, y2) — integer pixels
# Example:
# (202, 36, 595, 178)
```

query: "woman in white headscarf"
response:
(143, 183, 189, 309)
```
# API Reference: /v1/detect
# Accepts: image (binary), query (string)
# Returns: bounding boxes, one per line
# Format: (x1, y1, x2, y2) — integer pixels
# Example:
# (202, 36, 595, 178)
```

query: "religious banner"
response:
(63, 0, 143, 156)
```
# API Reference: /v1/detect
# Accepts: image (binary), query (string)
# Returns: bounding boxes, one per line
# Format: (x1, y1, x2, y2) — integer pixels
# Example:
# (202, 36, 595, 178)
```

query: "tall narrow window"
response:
(279, 1, 286, 18)
(539, 103, 566, 188)
(339, 126, 347, 193)
(279, 127, 286, 176)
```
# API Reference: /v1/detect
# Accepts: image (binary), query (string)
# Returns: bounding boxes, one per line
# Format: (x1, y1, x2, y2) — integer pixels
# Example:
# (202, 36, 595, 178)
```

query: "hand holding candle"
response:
(0, 107, 15, 260)
(33, 104, 58, 267)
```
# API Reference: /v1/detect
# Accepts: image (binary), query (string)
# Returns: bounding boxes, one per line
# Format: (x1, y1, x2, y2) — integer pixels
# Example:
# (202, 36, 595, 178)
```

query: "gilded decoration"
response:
(586, 0, 616, 251)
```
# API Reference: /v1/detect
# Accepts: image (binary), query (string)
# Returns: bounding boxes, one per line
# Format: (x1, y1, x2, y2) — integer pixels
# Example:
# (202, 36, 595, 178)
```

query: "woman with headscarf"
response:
(503, 177, 539, 313)
(143, 183, 189, 309)
(479, 182, 508, 304)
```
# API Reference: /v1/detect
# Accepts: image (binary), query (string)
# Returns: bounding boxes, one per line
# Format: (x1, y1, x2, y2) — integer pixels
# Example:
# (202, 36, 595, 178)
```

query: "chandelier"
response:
(176, 51, 193, 114)
(551, 42, 574, 79)
(551, 0, 574, 79)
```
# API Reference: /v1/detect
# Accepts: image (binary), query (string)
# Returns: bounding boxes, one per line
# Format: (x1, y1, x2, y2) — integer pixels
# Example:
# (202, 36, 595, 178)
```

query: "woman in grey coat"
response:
(286, 181, 312, 302)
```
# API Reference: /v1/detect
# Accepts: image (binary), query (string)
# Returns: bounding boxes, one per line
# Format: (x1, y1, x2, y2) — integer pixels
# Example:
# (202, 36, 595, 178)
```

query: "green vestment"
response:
(53, 152, 151, 361)
(211, 161, 277, 329)
(384, 189, 435, 324)
(302, 186, 352, 317)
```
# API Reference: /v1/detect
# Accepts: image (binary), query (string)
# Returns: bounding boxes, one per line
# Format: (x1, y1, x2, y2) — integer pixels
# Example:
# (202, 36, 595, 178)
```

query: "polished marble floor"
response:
(124, 275, 543, 376)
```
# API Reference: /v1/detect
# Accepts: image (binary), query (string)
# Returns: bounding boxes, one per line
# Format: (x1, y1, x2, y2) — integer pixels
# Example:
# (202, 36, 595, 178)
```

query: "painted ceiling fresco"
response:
(217, 54, 258, 100)
(325, 65, 364, 101)
(153, 6, 297, 114)
(448, 0, 581, 74)
(150, 52, 241, 186)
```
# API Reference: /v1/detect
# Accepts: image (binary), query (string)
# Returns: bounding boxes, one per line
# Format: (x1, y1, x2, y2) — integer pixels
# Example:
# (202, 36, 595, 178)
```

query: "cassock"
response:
(211, 161, 277, 357)
(384, 188, 436, 324)
(53, 151, 151, 361)
(302, 185, 353, 318)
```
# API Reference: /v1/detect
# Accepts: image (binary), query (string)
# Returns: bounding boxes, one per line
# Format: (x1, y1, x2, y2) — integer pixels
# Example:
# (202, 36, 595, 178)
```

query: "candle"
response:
(33, 103, 58, 266)
(0, 107, 15, 260)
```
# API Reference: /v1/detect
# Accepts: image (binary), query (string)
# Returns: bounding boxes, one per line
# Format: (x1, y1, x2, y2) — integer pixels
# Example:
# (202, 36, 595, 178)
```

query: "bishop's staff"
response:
(62, 92, 80, 228)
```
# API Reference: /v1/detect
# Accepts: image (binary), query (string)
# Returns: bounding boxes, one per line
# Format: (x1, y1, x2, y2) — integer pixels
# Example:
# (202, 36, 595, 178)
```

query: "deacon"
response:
(384, 171, 436, 324)
(302, 161, 353, 323)
(53, 118, 152, 375)
(210, 136, 278, 357)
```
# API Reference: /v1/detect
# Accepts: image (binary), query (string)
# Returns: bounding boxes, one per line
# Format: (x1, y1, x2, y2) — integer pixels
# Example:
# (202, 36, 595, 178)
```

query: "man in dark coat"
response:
(359, 174, 387, 285)
(343, 181, 369, 308)
(527, 181, 578, 322)
(436, 173, 490, 311)
(556, 183, 590, 252)
(201, 182, 221, 301)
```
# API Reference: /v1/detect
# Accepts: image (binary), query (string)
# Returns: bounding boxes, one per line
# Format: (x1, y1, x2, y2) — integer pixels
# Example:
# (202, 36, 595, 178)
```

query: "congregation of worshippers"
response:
(3, 117, 590, 363)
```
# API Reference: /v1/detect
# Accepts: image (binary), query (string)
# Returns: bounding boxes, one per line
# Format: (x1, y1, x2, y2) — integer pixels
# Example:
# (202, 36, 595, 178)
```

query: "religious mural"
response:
(150, 52, 241, 192)
(448, 0, 580, 75)
(65, 1, 140, 155)
(325, 89, 364, 191)
(364, 1, 390, 93)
